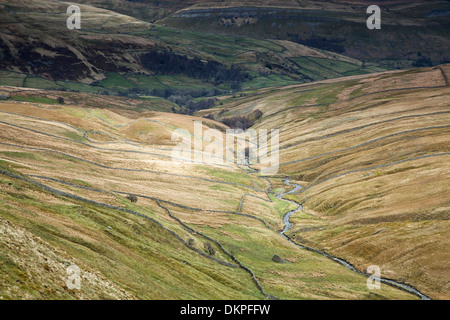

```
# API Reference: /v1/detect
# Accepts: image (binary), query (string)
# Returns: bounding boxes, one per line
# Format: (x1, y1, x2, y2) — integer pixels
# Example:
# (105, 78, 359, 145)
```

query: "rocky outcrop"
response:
(272, 255, 287, 264)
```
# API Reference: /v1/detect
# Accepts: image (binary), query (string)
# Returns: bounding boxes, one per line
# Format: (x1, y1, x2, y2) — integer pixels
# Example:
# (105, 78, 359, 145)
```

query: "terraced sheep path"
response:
(280, 125, 450, 166)
(261, 85, 449, 120)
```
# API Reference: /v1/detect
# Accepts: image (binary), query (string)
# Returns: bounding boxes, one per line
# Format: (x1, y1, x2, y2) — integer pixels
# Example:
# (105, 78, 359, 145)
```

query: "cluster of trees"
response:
(413, 56, 433, 67)
(222, 109, 263, 130)
(286, 33, 345, 53)
(187, 98, 216, 111)
(140, 50, 248, 86)
(169, 96, 217, 113)
(127, 194, 138, 203)
(121, 87, 221, 99)
(120, 87, 219, 114)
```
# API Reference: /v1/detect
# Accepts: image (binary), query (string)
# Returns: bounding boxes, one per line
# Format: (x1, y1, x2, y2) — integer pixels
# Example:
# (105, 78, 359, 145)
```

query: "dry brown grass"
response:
(2, 65, 449, 299)
(196, 64, 450, 299)
(0, 87, 420, 299)
(244, 66, 450, 299)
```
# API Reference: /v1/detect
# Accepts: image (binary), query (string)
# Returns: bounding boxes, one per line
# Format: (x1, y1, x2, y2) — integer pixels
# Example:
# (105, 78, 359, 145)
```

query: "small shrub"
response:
(126, 194, 138, 203)
(204, 242, 216, 256)
(272, 255, 287, 264)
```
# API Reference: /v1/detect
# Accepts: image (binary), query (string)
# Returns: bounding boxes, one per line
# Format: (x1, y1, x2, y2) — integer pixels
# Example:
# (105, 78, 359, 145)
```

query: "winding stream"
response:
(277, 179, 431, 300)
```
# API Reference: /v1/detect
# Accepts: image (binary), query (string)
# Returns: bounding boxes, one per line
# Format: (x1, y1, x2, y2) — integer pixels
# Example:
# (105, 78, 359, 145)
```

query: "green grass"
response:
(1, 151, 38, 160)
(146, 26, 284, 65)
(8, 96, 60, 104)
(270, 193, 298, 220)
(95, 73, 136, 91)
(88, 109, 125, 127)
(291, 57, 379, 81)
(94, 72, 219, 95)
(0, 142, 419, 300)
(190, 212, 417, 300)
(0, 168, 262, 300)
(60, 107, 94, 120)
(242, 74, 299, 90)
(63, 131, 87, 143)
(70, 179, 92, 187)
(307, 58, 367, 76)
(293, 57, 343, 79)
(132, 97, 179, 113)
(294, 56, 389, 82)
(157, 75, 216, 90)
(23, 76, 62, 90)
(0, 71, 26, 87)
(197, 166, 263, 188)
(56, 81, 105, 94)
(126, 74, 167, 90)
(288, 82, 345, 107)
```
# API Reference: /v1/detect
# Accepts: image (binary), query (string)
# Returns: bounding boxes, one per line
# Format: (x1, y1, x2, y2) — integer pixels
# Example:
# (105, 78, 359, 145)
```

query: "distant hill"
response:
(161, 1, 450, 68)
(66, 1, 450, 68)
(0, 64, 448, 299)
(0, 0, 390, 108)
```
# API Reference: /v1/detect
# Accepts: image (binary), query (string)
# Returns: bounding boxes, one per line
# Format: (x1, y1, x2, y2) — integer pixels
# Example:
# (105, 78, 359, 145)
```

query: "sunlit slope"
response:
(205, 64, 450, 299)
(0, 91, 416, 299)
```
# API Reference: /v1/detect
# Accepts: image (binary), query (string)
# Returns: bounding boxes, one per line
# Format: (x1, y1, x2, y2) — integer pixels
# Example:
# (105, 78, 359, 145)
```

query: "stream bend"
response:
(277, 179, 431, 300)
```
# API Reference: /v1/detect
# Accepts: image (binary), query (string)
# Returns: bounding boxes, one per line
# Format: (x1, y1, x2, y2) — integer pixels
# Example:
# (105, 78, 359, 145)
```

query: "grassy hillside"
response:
(0, 0, 389, 101)
(162, 1, 450, 68)
(0, 0, 448, 301)
(200, 63, 450, 299)
(1, 0, 448, 100)
(0, 79, 423, 299)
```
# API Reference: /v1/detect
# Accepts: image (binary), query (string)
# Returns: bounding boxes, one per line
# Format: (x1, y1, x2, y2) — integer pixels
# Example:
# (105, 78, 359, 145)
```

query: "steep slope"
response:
(162, 1, 450, 68)
(0, 84, 419, 300)
(0, 0, 387, 96)
(200, 64, 450, 299)
(0, 0, 156, 83)
(4, 0, 444, 89)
